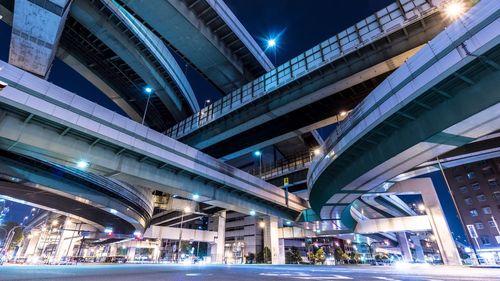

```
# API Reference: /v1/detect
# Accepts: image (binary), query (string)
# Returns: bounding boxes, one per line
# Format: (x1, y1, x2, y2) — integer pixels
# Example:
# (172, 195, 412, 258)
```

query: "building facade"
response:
(445, 157, 500, 264)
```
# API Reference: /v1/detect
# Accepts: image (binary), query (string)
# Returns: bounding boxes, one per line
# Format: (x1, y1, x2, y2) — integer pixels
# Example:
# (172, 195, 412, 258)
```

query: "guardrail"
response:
(166, 0, 442, 140)
(249, 152, 312, 181)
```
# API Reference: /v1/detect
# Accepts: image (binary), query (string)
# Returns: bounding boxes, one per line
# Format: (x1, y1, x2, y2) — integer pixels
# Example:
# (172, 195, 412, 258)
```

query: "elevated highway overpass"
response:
(0, 149, 153, 234)
(0, 0, 201, 131)
(0, 60, 308, 221)
(119, 0, 274, 94)
(166, 0, 458, 159)
(307, 0, 500, 227)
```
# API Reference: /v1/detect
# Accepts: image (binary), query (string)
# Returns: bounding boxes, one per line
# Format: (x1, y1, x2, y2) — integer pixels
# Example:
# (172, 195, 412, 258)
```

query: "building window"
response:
(455, 176, 464, 183)
(467, 171, 476, 180)
(459, 186, 468, 193)
(483, 206, 492, 214)
(465, 197, 473, 205)
(483, 167, 494, 177)
(494, 192, 500, 201)
(488, 220, 497, 228)
(475, 222, 484, 230)
(470, 209, 479, 217)
(471, 182, 481, 191)
(480, 236, 491, 245)
(477, 194, 487, 202)
(488, 179, 499, 189)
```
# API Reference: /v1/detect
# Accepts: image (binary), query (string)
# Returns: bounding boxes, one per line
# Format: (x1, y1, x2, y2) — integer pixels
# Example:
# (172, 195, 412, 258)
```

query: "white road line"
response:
(293, 276, 352, 280)
(375, 277, 401, 281)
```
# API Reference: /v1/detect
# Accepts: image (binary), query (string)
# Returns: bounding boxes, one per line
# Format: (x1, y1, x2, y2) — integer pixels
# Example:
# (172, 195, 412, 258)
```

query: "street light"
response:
(177, 206, 191, 263)
(192, 194, 200, 201)
(249, 210, 256, 216)
(254, 151, 263, 177)
(267, 38, 278, 65)
(76, 160, 89, 169)
(444, 0, 465, 20)
(142, 86, 154, 125)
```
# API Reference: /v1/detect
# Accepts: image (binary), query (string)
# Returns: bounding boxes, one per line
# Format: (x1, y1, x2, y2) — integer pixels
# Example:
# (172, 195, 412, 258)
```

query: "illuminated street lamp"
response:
(254, 150, 263, 177)
(76, 160, 89, 170)
(444, 0, 465, 20)
(177, 206, 191, 263)
(267, 38, 278, 65)
(249, 210, 256, 216)
(142, 86, 154, 125)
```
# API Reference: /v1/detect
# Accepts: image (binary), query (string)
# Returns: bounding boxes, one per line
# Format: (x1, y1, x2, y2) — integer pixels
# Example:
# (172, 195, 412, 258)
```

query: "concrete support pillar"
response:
(127, 247, 136, 261)
(397, 232, 413, 262)
(411, 235, 425, 262)
(263, 216, 285, 264)
(209, 210, 226, 264)
(389, 178, 462, 265)
(22, 231, 41, 258)
(54, 218, 77, 262)
(108, 245, 118, 257)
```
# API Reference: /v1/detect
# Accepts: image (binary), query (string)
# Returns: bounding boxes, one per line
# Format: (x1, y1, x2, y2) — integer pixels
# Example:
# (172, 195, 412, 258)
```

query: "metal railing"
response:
(166, 0, 440, 140)
(249, 151, 313, 180)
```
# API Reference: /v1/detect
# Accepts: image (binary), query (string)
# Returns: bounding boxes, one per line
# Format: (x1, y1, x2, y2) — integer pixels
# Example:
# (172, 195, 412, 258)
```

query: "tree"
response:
(246, 252, 255, 264)
(256, 247, 271, 263)
(334, 248, 344, 263)
(315, 248, 326, 264)
(285, 247, 302, 264)
(0, 221, 23, 250)
(307, 251, 316, 264)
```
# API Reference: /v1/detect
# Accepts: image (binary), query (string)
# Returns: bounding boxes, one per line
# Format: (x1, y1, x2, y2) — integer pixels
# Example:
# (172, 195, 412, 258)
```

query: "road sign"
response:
(284, 177, 289, 186)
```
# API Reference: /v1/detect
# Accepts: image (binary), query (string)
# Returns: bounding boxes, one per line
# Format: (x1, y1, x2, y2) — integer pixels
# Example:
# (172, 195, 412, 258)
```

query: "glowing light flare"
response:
(259, 221, 266, 229)
(267, 39, 276, 48)
(76, 160, 89, 169)
(444, 1, 466, 20)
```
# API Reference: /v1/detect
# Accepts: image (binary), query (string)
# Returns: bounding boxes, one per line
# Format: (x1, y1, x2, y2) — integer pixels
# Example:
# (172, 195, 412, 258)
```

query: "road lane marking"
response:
(375, 277, 401, 281)
(293, 276, 352, 280)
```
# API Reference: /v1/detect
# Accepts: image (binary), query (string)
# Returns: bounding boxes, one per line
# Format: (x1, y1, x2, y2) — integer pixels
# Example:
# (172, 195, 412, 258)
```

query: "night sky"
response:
(0, 1, 467, 244)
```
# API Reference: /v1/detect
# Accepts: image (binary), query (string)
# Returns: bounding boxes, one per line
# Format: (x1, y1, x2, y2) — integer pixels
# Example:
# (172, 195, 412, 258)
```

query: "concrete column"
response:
(22, 231, 41, 258)
(209, 210, 226, 264)
(411, 235, 425, 262)
(127, 247, 136, 261)
(397, 232, 413, 262)
(108, 245, 118, 257)
(263, 216, 284, 264)
(389, 178, 462, 265)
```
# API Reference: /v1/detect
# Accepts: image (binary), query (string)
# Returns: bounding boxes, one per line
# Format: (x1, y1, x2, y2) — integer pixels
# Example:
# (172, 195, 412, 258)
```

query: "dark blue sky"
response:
(0, 1, 468, 245)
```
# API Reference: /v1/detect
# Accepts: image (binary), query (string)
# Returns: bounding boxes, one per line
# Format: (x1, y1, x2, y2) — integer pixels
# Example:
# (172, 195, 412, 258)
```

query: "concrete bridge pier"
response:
(263, 216, 285, 264)
(208, 210, 226, 264)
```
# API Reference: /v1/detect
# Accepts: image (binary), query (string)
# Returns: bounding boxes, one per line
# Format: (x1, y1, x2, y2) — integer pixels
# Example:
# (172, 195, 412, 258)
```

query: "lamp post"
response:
(254, 151, 262, 177)
(267, 39, 277, 65)
(177, 206, 191, 263)
(142, 87, 153, 125)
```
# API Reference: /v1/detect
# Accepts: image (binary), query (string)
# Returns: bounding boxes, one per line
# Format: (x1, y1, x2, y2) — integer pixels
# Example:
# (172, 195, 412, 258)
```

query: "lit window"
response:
(488, 220, 496, 228)
(467, 171, 476, 180)
(494, 192, 500, 201)
(471, 183, 481, 191)
(475, 222, 484, 230)
(483, 207, 492, 214)
(488, 179, 498, 189)
(464, 197, 473, 205)
(480, 236, 491, 245)
(470, 209, 479, 217)
(459, 186, 468, 193)
(476, 194, 487, 202)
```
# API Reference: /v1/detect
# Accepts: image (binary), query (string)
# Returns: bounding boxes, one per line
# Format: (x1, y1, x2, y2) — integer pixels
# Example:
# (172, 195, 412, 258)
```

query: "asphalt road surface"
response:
(0, 264, 499, 281)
